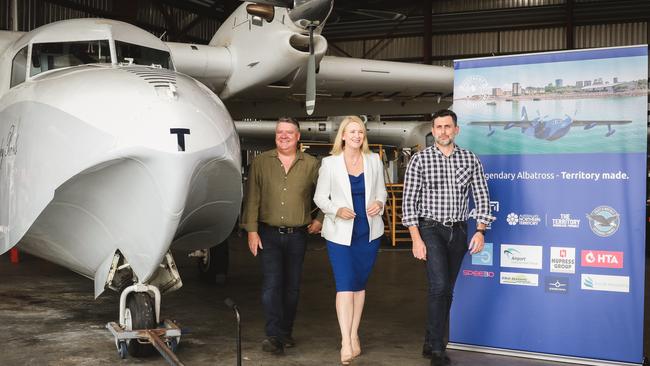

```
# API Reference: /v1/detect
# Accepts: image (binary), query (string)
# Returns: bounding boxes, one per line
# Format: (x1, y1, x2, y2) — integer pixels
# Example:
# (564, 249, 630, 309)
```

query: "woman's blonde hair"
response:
(330, 116, 371, 155)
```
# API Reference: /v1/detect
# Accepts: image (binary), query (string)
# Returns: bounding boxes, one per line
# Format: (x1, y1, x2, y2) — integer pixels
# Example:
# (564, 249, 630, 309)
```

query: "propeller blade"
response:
(305, 24, 316, 115)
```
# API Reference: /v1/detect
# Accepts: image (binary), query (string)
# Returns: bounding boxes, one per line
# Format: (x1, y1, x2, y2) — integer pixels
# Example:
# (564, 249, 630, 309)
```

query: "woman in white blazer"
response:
(314, 116, 387, 365)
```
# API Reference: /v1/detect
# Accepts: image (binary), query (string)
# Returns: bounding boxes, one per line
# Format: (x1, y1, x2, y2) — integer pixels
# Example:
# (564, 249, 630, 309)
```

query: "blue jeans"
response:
(419, 220, 468, 352)
(258, 225, 307, 340)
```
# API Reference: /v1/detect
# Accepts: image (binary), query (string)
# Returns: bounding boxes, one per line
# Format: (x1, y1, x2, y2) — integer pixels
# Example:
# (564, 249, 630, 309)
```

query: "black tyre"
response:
(198, 240, 229, 284)
(125, 292, 156, 357)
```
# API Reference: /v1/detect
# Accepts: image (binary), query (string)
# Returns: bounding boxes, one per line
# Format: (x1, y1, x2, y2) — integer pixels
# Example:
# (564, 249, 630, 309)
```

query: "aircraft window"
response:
(10, 46, 28, 87)
(30, 40, 111, 77)
(425, 132, 434, 147)
(115, 41, 173, 70)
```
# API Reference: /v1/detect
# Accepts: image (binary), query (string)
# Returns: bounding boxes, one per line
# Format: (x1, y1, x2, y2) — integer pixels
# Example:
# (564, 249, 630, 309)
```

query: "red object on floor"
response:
(9, 248, 18, 263)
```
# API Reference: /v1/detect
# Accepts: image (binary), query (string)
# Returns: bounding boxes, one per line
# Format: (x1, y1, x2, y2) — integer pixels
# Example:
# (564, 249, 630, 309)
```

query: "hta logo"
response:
(545, 276, 569, 294)
(581, 250, 623, 268)
(586, 206, 619, 237)
(463, 269, 495, 278)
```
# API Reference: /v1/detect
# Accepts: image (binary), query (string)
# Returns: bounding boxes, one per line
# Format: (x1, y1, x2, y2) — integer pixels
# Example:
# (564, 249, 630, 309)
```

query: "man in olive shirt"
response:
(241, 117, 322, 354)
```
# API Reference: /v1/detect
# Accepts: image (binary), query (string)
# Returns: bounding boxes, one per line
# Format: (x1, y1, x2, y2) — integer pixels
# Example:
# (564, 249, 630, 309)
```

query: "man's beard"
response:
(434, 136, 454, 146)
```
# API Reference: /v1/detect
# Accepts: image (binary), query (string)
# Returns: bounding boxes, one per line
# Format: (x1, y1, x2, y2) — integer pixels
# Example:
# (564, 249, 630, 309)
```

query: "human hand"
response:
(336, 207, 356, 220)
(366, 201, 383, 217)
(468, 232, 485, 254)
(307, 219, 322, 234)
(248, 232, 263, 256)
(412, 238, 427, 260)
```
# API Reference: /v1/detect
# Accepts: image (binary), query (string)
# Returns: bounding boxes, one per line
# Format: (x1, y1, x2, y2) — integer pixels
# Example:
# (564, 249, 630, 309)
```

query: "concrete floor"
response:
(0, 234, 646, 366)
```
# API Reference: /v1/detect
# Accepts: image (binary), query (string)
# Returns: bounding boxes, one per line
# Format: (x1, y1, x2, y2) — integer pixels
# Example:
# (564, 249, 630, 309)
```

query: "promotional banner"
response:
(450, 46, 647, 364)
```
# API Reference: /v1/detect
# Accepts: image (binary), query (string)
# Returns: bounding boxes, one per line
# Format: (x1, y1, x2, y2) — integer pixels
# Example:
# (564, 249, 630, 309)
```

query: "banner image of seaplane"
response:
(468, 106, 631, 141)
(0, 0, 453, 359)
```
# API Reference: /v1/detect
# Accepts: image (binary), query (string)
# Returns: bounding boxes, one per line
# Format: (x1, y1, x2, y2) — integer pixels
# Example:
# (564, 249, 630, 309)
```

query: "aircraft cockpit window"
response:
(30, 40, 111, 77)
(115, 41, 173, 70)
(10, 46, 28, 87)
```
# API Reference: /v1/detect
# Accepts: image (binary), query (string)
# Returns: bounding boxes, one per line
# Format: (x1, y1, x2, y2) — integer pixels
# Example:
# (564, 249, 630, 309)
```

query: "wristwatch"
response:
(475, 228, 486, 235)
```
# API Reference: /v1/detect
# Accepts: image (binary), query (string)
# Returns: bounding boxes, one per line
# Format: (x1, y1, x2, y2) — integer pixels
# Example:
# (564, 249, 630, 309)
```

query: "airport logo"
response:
(506, 212, 541, 226)
(472, 243, 493, 266)
(463, 269, 495, 278)
(545, 276, 569, 294)
(581, 250, 623, 268)
(550, 247, 575, 274)
(586, 206, 619, 237)
(501, 244, 543, 269)
(581, 274, 629, 293)
(552, 213, 580, 228)
(500, 272, 539, 287)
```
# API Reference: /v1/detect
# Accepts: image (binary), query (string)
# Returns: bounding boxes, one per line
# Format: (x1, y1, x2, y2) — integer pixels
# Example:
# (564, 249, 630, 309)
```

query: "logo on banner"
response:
(552, 213, 580, 228)
(545, 276, 569, 294)
(550, 247, 575, 273)
(472, 243, 493, 265)
(581, 250, 623, 268)
(506, 212, 540, 226)
(500, 272, 539, 287)
(586, 206, 619, 237)
(463, 269, 495, 278)
(581, 274, 629, 293)
(501, 244, 543, 269)
(469, 201, 499, 229)
(458, 75, 490, 108)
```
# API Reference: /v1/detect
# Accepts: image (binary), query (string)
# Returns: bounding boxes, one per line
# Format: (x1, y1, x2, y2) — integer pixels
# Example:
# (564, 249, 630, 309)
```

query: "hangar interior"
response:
(0, 1, 648, 365)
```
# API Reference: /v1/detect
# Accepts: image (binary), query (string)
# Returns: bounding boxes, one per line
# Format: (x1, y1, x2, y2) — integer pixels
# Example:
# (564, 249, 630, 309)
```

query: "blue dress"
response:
(327, 173, 381, 292)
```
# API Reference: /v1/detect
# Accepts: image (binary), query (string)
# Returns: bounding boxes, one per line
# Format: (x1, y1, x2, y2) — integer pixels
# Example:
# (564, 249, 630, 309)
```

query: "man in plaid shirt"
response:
(402, 109, 494, 366)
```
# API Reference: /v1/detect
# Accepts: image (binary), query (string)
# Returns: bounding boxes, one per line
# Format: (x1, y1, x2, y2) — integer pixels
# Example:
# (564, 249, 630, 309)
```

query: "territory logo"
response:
(586, 206, 619, 237)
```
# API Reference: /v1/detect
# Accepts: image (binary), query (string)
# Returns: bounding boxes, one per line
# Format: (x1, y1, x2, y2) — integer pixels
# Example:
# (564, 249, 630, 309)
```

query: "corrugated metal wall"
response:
(432, 0, 564, 12)
(328, 22, 647, 64)
(0, 0, 220, 42)
(575, 22, 647, 49)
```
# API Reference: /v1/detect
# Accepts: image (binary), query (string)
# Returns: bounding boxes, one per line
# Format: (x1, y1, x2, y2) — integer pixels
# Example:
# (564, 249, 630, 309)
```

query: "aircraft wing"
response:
(218, 56, 454, 118)
(571, 120, 632, 126)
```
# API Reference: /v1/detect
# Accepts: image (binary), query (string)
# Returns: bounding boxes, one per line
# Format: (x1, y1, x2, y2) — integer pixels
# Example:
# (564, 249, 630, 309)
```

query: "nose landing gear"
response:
(107, 284, 184, 365)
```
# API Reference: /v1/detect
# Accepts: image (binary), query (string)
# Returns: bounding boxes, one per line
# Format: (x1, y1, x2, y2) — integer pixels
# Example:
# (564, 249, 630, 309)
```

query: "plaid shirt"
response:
(402, 144, 494, 227)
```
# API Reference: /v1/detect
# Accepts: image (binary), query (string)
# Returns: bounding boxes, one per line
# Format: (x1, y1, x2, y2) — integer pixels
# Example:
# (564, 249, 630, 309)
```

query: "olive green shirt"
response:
(241, 149, 322, 232)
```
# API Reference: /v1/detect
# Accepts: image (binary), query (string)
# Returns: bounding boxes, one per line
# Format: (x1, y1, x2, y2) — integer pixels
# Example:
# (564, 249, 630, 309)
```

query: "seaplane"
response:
(468, 106, 632, 141)
(0, 0, 453, 359)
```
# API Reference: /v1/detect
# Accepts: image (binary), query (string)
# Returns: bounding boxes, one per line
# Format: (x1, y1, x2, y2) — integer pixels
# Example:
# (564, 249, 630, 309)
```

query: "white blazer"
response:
(314, 152, 387, 246)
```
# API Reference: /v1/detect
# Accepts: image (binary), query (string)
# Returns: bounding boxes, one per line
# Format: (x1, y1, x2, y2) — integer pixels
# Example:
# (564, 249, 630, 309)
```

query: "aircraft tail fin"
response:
(521, 106, 529, 121)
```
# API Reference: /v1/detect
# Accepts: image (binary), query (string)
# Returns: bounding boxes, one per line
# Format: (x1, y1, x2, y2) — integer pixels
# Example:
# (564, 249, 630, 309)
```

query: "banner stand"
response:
(448, 343, 643, 366)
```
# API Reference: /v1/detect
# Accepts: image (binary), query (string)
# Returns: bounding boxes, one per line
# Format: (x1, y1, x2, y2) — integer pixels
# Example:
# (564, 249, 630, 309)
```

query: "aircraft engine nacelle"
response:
(206, 3, 328, 100)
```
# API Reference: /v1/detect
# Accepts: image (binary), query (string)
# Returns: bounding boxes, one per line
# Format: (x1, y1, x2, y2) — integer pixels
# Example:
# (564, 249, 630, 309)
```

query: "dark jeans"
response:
(419, 220, 468, 352)
(258, 225, 307, 340)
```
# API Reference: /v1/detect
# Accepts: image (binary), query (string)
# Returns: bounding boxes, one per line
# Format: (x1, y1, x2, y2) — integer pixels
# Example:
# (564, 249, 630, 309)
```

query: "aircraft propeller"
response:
(243, 0, 333, 115)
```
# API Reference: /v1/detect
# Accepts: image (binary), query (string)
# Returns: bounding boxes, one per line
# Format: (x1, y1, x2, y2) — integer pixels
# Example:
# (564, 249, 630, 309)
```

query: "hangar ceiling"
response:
(3, 0, 649, 64)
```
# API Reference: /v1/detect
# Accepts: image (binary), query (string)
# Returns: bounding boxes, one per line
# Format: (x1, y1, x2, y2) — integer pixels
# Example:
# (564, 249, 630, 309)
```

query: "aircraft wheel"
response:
(198, 240, 229, 285)
(118, 341, 128, 359)
(124, 292, 156, 357)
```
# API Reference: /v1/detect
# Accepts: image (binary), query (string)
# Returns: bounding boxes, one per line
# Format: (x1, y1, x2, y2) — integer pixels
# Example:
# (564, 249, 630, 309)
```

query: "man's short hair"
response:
(277, 116, 300, 130)
(432, 109, 457, 126)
